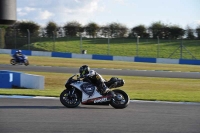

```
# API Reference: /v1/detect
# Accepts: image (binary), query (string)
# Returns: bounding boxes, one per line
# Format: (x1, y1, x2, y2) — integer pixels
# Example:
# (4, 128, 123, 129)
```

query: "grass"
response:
(0, 54, 200, 102)
(16, 37, 200, 59)
(0, 72, 200, 102)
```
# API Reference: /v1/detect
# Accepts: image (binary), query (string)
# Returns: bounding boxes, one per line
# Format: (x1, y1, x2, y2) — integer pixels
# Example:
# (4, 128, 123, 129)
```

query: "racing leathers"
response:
(83, 70, 110, 95)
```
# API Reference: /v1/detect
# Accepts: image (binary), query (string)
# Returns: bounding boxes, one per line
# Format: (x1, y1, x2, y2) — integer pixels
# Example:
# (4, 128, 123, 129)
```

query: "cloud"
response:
(17, 7, 36, 16)
(17, 0, 106, 26)
(38, 10, 54, 20)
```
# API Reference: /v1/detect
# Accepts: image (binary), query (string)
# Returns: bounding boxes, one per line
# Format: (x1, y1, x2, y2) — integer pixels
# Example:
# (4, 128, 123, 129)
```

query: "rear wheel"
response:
(60, 89, 81, 108)
(110, 89, 130, 109)
(10, 59, 16, 65)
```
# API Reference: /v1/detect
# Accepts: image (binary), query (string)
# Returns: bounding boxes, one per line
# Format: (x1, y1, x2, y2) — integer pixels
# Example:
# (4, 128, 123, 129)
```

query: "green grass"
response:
(17, 37, 200, 59)
(0, 72, 200, 102)
(0, 54, 200, 102)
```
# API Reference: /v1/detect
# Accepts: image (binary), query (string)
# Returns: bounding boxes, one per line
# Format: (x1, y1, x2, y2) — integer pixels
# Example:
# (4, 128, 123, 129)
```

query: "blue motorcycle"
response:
(10, 54, 29, 66)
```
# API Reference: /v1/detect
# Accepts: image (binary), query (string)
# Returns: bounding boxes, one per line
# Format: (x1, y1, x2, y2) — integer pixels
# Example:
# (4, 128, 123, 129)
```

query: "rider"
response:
(79, 65, 113, 96)
(13, 50, 23, 62)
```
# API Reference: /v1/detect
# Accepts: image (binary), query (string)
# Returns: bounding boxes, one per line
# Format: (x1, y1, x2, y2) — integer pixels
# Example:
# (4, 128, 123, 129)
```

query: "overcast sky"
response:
(17, 0, 200, 28)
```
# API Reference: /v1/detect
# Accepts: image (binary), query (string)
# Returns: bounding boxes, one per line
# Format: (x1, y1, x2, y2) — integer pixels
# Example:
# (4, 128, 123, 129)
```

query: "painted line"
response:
(0, 95, 200, 105)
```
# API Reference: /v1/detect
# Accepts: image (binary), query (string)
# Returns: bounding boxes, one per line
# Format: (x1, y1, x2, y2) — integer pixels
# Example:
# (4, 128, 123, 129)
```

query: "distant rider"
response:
(13, 50, 23, 62)
(79, 65, 114, 96)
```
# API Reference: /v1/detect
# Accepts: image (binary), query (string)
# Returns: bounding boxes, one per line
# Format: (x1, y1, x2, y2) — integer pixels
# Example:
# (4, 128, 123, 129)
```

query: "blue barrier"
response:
(0, 70, 44, 89)
(0, 73, 12, 88)
(135, 57, 157, 63)
(179, 59, 200, 65)
(52, 52, 72, 58)
(92, 54, 113, 60)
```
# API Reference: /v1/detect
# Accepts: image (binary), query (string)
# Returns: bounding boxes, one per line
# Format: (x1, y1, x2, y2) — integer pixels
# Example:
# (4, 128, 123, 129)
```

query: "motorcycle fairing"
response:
(71, 81, 109, 103)
(80, 82, 95, 97)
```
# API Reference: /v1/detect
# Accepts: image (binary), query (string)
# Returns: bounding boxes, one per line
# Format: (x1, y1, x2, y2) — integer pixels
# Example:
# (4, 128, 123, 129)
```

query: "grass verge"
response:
(0, 71, 200, 102)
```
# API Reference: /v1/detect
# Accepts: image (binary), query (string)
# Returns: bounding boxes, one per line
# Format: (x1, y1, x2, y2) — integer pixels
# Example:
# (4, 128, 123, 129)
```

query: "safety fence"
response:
(0, 29, 200, 60)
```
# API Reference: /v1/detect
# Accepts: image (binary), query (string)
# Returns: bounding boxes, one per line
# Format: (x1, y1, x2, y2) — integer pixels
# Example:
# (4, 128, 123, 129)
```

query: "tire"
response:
(24, 60, 29, 66)
(60, 89, 81, 108)
(10, 59, 16, 65)
(110, 89, 130, 109)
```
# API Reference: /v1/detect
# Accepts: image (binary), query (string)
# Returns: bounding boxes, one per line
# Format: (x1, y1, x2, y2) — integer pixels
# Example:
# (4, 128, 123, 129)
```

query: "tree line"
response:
(1, 20, 200, 39)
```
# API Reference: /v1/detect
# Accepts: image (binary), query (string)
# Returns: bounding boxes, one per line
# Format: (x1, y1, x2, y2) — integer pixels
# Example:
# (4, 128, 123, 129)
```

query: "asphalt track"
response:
(0, 64, 200, 133)
(0, 97, 200, 133)
(0, 64, 200, 79)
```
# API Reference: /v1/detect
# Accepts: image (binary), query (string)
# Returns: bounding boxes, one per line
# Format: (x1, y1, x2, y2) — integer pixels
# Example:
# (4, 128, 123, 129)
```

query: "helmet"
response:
(17, 50, 22, 53)
(79, 65, 90, 77)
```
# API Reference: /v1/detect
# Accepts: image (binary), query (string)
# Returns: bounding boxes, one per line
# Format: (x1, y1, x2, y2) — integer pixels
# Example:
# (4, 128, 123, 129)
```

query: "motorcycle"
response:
(10, 54, 29, 66)
(60, 74, 130, 109)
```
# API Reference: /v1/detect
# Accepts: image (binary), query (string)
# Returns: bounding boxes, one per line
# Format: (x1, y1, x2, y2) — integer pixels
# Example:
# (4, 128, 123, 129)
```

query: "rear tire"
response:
(10, 59, 16, 65)
(60, 89, 81, 108)
(110, 89, 130, 109)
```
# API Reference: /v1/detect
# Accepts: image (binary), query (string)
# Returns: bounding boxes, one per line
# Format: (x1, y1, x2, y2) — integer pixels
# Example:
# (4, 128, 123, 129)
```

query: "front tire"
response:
(24, 60, 29, 66)
(110, 89, 130, 109)
(10, 59, 16, 65)
(60, 89, 81, 108)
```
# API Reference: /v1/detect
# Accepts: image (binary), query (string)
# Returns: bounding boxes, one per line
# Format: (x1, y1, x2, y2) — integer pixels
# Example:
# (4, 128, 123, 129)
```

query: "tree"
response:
(85, 22, 100, 38)
(148, 21, 169, 39)
(45, 21, 58, 38)
(100, 25, 110, 37)
(63, 21, 82, 37)
(185, 25, 195, 39)
(169, 25, 185, 39)
(195, 25, 200, 40)
(131, 25, 149, 38)
(17, 21, 40, 36)
(108, 22, 128, 38)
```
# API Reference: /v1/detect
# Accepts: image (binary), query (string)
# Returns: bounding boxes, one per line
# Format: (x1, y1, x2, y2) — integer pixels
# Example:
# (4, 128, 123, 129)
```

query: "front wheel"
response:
(24, 60, 29, 66)
(60, 89, 81, 108)
(10, 59, 16, 65)
(110, 89, 130, 109)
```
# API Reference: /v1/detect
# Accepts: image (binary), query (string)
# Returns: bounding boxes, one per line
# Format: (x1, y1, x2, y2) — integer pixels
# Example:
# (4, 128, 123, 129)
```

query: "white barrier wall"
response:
(32, 51, 51, 57)
(156, 58, 179, 64)
(21, 73, 44, 89)
(0, 49, 11, 54)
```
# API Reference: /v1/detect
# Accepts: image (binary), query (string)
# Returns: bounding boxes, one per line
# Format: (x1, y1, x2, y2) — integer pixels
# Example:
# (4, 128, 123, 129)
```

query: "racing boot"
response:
(101, 85, 115, 98)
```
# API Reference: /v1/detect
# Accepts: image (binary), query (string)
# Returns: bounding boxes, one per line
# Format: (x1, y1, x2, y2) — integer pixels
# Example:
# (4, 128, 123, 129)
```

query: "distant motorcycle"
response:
(10, 54, 29, 66)
(60, 74, 130, 109)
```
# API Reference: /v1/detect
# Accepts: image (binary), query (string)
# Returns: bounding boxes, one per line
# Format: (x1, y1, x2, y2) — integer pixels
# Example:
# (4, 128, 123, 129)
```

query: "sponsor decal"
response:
(94, 97, 108, 103)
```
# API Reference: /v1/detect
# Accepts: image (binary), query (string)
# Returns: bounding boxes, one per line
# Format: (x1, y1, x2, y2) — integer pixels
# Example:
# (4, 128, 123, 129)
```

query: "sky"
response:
(17, 0, 200, 29)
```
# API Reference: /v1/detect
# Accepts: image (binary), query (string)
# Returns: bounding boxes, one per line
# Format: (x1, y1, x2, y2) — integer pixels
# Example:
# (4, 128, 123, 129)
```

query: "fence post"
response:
(107, 35, 110, 55)
(80, 33, 82, 53)
(157, 36, 160, 58)
(27, 29, 30, 50)
(136, 36, 140, 56)
(52, 31, 55, 51)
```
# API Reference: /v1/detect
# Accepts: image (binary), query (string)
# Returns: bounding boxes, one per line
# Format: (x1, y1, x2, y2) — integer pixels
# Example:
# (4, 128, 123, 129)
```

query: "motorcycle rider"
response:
(79, 65, 114, 96)
(13, 50, 23, 62)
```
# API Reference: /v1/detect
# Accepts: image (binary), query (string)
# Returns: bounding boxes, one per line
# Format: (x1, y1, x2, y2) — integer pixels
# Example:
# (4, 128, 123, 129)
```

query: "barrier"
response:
(0, 72, 12, 88)
(0, 70, 44, 89)
(0, 49, 200, 65)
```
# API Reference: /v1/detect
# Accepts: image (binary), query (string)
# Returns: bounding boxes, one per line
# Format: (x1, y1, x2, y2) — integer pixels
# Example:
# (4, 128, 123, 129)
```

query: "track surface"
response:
(0, 98, 200, 133)
(0, 64, 200, 79)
